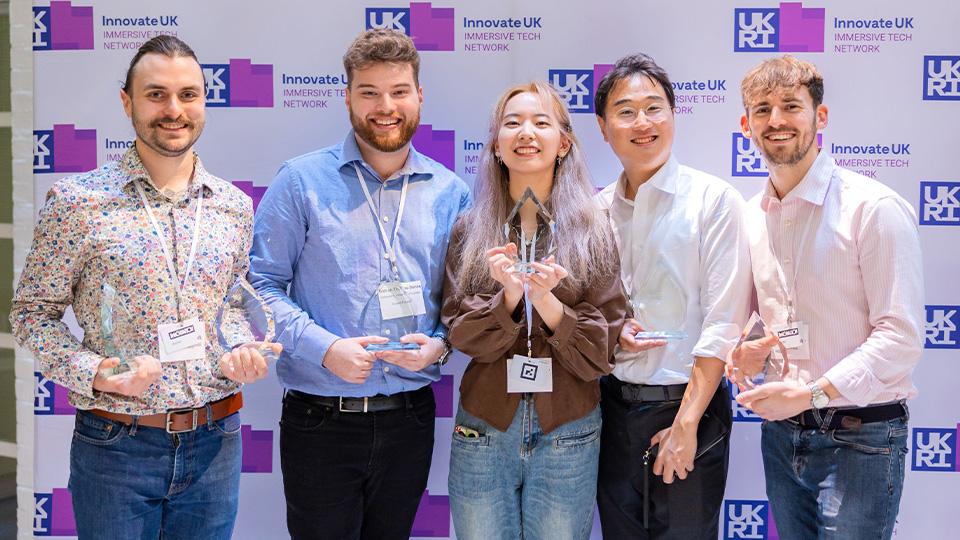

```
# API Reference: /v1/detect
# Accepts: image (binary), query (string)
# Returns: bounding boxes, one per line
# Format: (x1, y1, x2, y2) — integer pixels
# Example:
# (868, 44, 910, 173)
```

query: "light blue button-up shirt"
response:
(249, 132, 471, 397)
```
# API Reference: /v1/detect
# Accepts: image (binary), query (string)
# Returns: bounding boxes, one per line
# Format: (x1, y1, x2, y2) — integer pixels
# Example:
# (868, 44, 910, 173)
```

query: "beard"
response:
(131, 110, 203, 158)
(350, 108, 419, 153)
(757, 118, 817, 166)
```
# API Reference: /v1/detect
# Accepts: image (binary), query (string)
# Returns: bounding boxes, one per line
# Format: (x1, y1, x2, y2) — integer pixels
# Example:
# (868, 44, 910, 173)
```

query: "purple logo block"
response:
(232, 181, 268, 213)
(411, 490, 450, 538)
(412, 124, 455, 171)
(34, 124, 97, 173)
(230, 59, 274, 107)
(34, 372, 77, 415)
(33, 1, 94, 51)
(432, 375, 454, 418)
(241, 425, 274, 473)
(34, 488, 76, 536)
(778, 2, 825, 52)
(592, 64, 615, 96)
(410, 2, 455, 51)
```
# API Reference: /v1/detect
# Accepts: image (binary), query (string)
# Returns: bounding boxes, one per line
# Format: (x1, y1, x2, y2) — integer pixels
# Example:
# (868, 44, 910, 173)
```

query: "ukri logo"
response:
(912, 426, 958, 471)
(925, 305, 959, 349)
(201, 59, 274, 108)
(34, 489, 76, 536)
(33, 124, 97, 174)
(923, 56, 960, 101)
(548, 64, 614, 114)
(34, 372, 77, 415)
(919, 181, 960, 225)
(734, 2, 824, 53)
(366, 3, 454, 51)
(33, 1, 94, 51)
(732, 133, 768, 177)
(723, 499, 779, 539)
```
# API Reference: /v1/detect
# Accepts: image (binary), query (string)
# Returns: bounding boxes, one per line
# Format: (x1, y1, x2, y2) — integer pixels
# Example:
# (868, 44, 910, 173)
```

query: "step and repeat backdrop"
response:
(25, 0, 959, 538)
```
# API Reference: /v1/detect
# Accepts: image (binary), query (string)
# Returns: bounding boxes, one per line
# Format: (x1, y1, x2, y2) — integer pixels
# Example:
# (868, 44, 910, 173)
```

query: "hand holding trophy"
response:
(215, 278, 281, 383)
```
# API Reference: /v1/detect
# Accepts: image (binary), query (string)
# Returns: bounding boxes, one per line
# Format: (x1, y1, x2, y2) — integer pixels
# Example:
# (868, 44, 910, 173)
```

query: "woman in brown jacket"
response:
(440, 81, 627, 540)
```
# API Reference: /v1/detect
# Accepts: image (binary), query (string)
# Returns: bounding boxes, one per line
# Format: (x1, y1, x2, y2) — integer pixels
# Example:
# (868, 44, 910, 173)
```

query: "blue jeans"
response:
(761, 411, 909, 540)
(448, 399, 601, 540)
(69, 409, 242, 540)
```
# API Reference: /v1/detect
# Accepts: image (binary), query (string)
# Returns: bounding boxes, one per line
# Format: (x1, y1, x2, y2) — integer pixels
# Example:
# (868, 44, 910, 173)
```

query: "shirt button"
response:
(384, 329, 391, 335)
(785, 219, 793, 226)
(784, 258, 792, 265)
(384, 366, 391, 373)
(382, 215, 390, 222)
(383, 253, 390, 260)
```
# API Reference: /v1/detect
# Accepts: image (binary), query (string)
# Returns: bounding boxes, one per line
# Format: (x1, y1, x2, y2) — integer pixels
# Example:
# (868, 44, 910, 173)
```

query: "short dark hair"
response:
(594, 53, 675, 118)
(343, 29, 420, 87)
(122, 35, 202, 94)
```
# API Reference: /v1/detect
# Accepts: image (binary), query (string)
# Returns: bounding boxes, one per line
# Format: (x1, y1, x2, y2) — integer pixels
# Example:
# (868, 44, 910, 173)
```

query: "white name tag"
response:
(378, 281, 427, 320)
(507, 355, 553, 393)
(772, 321, 810, 361)
(158, 317, 206, 362)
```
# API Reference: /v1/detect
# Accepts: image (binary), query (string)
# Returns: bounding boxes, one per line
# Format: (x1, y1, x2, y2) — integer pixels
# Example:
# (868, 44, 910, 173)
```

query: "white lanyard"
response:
(134, 179, 203, 298)
(353, 162, 409, 281)
(520, 230, 537, 358)
(767, 202, 818, 322)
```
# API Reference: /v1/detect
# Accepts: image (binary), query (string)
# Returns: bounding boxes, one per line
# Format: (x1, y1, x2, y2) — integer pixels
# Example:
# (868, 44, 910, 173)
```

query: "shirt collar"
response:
(118, 145, 213, 195)
(614, 154, 680, 205)
(761, 150, 836, 212)
(337, 130, 434, 181)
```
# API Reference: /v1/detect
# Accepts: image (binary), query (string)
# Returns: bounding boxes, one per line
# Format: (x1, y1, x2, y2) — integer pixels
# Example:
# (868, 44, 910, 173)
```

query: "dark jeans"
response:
(69, 409, 242, 540)
(597, 377, 731, 540)
(279, 385, 436, 540)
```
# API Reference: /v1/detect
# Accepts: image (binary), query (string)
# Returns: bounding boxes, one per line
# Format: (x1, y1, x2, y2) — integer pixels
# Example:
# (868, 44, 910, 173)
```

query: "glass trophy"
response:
(215, 278, 279, 361)
(502, 187, 557, 274)
(632, 258, 688, 341)
(366, 281, 421, 351)
(734, 311, 785, 386)
(100, 283, 142, 377)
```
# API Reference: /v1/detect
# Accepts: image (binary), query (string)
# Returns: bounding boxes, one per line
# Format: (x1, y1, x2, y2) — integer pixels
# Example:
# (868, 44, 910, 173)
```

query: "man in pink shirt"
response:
(731, 56, 923, 540)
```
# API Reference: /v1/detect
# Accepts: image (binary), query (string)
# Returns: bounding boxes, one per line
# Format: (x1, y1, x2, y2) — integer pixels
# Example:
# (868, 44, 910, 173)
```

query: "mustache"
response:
(150, 117, 191, 127)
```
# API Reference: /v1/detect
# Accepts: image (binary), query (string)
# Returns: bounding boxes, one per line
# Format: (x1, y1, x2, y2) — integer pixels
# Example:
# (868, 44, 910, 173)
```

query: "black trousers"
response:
(597, 376, 732, 540)
(279, 386, 436, 540)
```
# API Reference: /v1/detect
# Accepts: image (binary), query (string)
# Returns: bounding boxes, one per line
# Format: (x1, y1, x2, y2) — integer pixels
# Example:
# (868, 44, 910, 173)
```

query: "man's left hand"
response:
(219, 342, 282, 384)
(735, 381, 811, 420)
(376, 333, 444, 372)
(651, 424, 696, 484)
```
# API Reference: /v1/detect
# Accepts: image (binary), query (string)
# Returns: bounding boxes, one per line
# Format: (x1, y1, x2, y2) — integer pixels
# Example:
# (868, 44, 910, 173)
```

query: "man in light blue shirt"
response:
(249, 29, 469, 539)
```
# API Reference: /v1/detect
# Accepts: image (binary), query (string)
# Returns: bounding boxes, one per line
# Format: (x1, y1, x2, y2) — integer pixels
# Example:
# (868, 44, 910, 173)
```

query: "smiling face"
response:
(120, 53, 206, 159)
(741, 84, 827, 167)
(345, 61, 422, 153)
(495, 91, 570, 176)
(596, 74, 674, 181)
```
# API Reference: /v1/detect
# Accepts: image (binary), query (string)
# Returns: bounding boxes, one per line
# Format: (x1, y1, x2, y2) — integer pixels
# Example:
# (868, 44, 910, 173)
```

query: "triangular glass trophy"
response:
(215, 278, 279, 361)
(632, 258, 689, 341)
(735, 311, 786, 386)
(502, 187, 557, 274)
(100, 283, 142, 377)
(365, 281, 421, 351)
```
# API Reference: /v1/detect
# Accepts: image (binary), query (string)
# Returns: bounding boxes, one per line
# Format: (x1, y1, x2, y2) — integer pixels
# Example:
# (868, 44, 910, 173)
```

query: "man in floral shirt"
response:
(11, 36, 274, 539)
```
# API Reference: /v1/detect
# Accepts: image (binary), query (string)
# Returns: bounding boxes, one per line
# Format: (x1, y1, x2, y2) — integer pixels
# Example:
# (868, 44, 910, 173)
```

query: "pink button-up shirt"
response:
(745, 151, 923, 407)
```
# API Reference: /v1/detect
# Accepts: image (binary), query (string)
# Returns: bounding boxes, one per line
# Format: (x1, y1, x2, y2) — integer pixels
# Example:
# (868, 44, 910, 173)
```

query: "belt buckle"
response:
(165, 408, 199, 433)
(339, 397, 369, 413)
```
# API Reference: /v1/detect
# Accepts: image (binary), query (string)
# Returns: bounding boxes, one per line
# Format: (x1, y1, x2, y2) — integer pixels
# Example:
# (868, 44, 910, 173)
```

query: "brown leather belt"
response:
(89, 393, 243, 433)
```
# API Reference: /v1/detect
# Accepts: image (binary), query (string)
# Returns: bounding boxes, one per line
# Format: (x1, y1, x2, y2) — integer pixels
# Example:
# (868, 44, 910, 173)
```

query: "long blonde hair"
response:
(455, 81, 616, 296)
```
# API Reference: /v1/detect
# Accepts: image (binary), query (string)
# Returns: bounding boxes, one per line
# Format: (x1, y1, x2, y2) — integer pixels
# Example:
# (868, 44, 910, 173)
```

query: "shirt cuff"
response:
(823, 356, 883, 407)
(488, 289, 523, 333)
(540, 304, 578, 350)
(294, 323, 341, 369)
(74, 350, 107, 399)
(691, 322, 740, 362)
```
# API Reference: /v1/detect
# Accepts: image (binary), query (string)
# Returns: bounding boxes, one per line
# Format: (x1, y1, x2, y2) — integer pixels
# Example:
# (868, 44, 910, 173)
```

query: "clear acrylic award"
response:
(502, 187, 557, 275)
(100, 283, 142, 377)
(215, 278, 279, 361)
(632, 258, 689, 341)
(366, 283, 422, 352)
(734, 311, 786, 386)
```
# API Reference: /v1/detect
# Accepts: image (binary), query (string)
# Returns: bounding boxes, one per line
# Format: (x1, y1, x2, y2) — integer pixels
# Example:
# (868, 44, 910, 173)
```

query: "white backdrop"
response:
(21, 1, 960, 538)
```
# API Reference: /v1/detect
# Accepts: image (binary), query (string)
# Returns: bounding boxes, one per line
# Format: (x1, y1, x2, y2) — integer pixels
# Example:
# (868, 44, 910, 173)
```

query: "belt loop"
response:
(129, 415, 139, 437)
(205, 402, 214, 429)
(900, 399, 909, 422)
(820, 409, 836, 433)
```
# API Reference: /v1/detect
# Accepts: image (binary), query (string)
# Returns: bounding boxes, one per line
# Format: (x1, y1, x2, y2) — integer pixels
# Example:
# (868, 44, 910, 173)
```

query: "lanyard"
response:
(520, 230, 537, 358)
(766, 202, 818, 322)
(135, 180, 203, 299)
(353, 163, 409, 282)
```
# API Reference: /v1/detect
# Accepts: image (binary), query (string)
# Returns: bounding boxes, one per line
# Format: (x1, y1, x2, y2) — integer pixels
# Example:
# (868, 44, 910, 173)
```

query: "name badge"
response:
(378, 281, 427, 320)
(158, 317, 206, 362)
(772, 321, 810, 361)
(507, 355, 553, 393)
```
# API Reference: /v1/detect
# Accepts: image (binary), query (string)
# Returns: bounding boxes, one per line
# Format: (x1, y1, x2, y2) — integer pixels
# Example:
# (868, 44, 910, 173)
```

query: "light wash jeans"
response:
(449, 398, 601, 540)
(761, 410, 908, 540)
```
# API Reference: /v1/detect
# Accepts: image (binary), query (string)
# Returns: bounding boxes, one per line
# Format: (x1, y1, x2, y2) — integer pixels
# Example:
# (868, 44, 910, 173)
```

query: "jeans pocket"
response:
(830, 423, 893, 455)
(72, 412, 127, 447)
(407, 389, 437, 428)
(280, 397, 329, 433)
(213, 412, 242, 436)
(556, 427, 601, 449)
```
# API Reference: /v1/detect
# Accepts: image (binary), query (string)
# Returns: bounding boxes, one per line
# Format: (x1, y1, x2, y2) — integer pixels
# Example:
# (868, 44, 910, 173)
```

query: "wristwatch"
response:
(433, 335, 453, 367)
(807, 382, 829, 409)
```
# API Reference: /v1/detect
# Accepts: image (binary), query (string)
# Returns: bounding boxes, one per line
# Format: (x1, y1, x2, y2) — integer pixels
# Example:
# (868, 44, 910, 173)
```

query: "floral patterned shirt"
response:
(11, 147, 253, 414)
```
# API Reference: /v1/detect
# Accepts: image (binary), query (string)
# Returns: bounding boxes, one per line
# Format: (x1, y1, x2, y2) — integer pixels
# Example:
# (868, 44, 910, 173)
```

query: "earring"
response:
(495, 153, 503, 164)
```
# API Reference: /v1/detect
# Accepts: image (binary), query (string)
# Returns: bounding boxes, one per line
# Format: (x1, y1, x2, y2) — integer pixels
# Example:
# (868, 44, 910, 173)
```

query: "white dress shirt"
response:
(597, 155, 752, 385)
(746, 150, 923, 407)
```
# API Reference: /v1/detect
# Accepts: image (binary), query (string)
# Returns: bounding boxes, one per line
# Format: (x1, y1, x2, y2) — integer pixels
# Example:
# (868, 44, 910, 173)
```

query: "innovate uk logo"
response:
(202, 59, 274, 108)
(412, 124, 455, 172)
(34, 372, 76, 415)
(919, 181, 960, 225)
(723, 500, 779, 539)
(547, 64, 613, 114)
(912, 426, 958, 471)
(734, 2, 825, 53)
(33, 124, 97, 174)
(923, 55, 960, 101)
(33, 1, 94, 51)
(34, 489, 77, 537)
(925, 305, 959, 349)
(365, 2, 455, 51)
